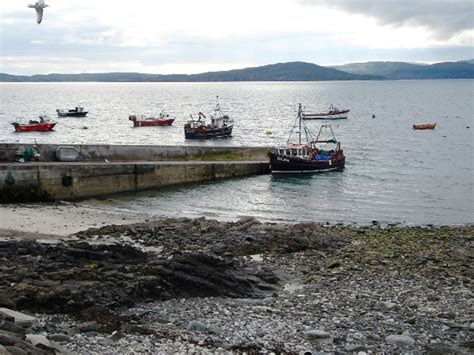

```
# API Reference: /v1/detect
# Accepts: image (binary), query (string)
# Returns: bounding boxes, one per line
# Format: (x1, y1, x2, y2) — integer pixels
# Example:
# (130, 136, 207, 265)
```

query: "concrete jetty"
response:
(0, 144, 270, 202)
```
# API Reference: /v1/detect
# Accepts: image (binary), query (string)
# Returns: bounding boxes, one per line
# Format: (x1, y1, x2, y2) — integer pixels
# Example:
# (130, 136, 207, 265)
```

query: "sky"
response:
(0, 0, 473, 75)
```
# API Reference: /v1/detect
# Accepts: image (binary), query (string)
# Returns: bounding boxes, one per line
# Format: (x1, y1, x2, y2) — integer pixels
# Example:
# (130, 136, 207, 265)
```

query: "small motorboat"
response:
(303, 104, 350, 120)
(413, 123, 437, 130)
(268, 104, 345, 174)
(129, 112, 175, 127)
(12, 115, 57, 132)
(56, 106, 88, 117)
(184, 96, 234, 139)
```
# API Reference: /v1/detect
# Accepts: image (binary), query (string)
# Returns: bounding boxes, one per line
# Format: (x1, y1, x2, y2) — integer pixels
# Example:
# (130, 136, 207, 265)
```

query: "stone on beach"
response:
(0, 309, 37, 327)
(386, 334, 416, 347)
(304, 329, 331, 341)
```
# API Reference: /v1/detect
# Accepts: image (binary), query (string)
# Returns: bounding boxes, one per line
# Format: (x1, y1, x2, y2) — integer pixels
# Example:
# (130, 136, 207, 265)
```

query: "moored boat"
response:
(129, 112, 175, 127)
(268, 104, 345, 174)
(413, 123, 436, 130)
(56, 106, 88, 117)
(184, 97, 233, 139)
(11, 115, 57, 132)
(303, 104, 350, 120)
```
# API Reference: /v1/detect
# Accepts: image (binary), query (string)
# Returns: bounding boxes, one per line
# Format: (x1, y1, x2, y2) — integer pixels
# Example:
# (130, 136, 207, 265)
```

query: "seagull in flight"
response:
(28, 0, 49, 24)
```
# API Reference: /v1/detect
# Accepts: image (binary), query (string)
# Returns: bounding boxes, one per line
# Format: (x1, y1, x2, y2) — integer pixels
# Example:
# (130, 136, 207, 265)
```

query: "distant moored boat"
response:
(302, 104, 350, 120)
(129, 112, 175, 127)
(413, 123, 436, 130)
(56, 106, 88, 117)
(12, 115, 56, 132)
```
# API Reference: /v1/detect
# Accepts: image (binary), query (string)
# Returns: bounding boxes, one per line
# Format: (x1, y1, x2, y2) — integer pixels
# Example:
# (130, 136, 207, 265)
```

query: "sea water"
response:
(1, 80, 472, 225)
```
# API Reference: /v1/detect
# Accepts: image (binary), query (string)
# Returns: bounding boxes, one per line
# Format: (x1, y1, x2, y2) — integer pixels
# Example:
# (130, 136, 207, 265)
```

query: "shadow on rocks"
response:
(0, 239, 280, 316)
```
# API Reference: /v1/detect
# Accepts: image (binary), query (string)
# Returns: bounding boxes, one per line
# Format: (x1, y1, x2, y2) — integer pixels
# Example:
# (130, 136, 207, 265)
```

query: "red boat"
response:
(12, 116, 57, 132)
(413, 123, 436, 130)
(129, 112, 175, 127)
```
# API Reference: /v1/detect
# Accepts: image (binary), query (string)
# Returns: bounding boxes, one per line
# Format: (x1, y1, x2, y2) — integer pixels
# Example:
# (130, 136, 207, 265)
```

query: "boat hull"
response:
(184, 125, 233, 139)
(13, 122, 57, 132)
(131, 118, 175, 127)
(268, 151, 345, 174)
(413, 123, 436, 130)
(303, 110, 350, 120)
(57, 112, 88, 117)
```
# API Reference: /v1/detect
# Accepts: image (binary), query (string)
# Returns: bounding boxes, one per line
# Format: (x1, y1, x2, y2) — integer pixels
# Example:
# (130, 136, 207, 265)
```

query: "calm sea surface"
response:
(1, 81, 473, 225)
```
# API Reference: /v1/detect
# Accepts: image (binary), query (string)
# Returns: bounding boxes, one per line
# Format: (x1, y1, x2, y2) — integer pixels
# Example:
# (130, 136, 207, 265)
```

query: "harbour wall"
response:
(0, 144, 270, 202)
(0, 143, 269, 162)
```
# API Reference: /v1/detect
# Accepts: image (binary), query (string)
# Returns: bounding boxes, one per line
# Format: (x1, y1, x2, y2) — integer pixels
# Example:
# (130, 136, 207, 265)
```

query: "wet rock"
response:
(459, 340, 474, 349)
(386, 334, 416, 347)
(0, 241, 279, 314)
(304, 329, 331, 341)
(425, 343, 463, 354)
(345, 343, 367, 352)
(187, 320, 211, 333)
(438, 311, 456, 319)
(0, 309, 37, 327)
(46, 333, 71, 343)
(380, 301, 397, 310)
(0, 320, 25, 336)
(4, 345, 28, 355)
(25, 334, 52, 348)
(0, 330, 17, 346)
(0, 292, 15, 310)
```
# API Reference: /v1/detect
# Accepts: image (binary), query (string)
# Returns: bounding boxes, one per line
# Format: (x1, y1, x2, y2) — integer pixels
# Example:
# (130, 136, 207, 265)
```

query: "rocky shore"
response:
(0, 217, 472, 354)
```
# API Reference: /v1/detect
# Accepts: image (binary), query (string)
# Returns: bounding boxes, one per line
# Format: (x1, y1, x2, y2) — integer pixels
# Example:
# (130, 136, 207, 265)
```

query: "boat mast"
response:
(215, 95, 220, 115)
(298, 103, 302, 144)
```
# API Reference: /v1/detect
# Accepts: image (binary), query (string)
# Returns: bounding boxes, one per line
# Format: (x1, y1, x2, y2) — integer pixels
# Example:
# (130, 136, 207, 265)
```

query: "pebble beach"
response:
(0, 210, 472, 354)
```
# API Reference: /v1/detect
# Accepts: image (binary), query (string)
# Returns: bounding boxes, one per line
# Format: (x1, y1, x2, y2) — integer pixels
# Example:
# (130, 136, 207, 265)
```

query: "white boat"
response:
(303, 104, 350, 120)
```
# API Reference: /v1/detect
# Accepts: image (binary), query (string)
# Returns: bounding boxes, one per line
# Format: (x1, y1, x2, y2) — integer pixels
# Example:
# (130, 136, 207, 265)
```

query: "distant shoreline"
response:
(1, 60, 473, 82)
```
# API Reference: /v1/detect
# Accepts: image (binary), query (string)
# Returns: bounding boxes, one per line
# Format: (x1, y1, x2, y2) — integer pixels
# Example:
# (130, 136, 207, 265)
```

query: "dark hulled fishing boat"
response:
(268, 104, 345, 174)
(184, 97, 234, 139)
(56, 106, 88, 117)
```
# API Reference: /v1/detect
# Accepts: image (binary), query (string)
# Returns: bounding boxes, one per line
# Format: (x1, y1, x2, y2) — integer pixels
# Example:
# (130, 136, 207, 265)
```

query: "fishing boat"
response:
(303, 104, 350, 120)
(413, 123, 436, 130)
(268, 104, 345, 174)
(129, 112, 175, 127)
(56, 106, 88, 117)
(11, 115, 57, 132)
(184, 97, 233, 139)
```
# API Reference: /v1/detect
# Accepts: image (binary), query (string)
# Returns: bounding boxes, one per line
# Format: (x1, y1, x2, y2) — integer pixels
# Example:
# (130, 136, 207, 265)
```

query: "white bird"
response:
(28, 0, 49, 24)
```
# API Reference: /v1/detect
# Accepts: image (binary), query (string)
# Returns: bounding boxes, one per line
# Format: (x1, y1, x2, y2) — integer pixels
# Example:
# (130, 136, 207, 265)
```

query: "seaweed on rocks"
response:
(0, 239, 280, 315)
(75, 217, 349, 257)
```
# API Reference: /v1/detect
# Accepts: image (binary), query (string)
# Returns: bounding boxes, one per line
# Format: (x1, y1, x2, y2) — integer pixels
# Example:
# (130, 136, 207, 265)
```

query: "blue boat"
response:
(184, 97, 234, 139)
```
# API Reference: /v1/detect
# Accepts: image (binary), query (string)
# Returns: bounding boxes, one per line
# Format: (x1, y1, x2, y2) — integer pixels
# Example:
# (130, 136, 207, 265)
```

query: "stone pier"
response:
(0, 144, 270, 202)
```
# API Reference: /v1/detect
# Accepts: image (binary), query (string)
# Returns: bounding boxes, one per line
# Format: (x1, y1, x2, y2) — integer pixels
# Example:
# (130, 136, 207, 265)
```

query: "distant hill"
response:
(0, 62, 381, 82)
(2, 60, 472, 82)
(331, 61, 474, 79)
(459, 59, 474, 64)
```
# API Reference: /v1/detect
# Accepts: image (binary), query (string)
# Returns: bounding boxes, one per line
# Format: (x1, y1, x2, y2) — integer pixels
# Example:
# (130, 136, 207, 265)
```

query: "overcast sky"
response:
(0, 0, 473, 74)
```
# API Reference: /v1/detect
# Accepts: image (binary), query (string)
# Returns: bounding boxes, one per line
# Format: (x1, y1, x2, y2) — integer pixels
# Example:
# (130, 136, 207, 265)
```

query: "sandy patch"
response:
(0, 202, 149, 237)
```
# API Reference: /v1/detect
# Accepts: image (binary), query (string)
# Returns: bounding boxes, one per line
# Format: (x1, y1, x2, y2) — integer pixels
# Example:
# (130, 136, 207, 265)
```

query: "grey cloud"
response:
(298, 0, 473, 39)
(2, 18, 472, 74)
